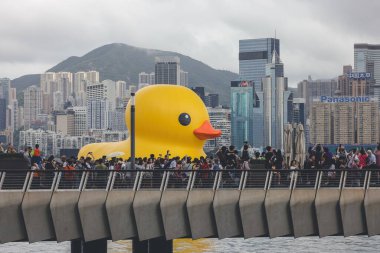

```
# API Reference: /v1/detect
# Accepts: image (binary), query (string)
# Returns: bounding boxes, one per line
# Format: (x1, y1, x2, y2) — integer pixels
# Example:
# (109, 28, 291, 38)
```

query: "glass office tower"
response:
(239, 38, 280, 92)
(230, 80, 255, 148)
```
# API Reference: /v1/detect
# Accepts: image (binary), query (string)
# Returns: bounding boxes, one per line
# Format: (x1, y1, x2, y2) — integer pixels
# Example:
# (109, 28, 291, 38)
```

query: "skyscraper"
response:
(261, 50, 291, 149)
(297, 77, 337, 117)
(292, 98, 305, 125)
(0, 78, 11, 106)
(0, 99, 6, 131)
(155, 56, 180, 84)
(205, 94, 219, 108)
(191, 87, 205, 103)
(230, 80, 255, 148)
(354, 44, 380, 107)
(239, 38, 280, 91)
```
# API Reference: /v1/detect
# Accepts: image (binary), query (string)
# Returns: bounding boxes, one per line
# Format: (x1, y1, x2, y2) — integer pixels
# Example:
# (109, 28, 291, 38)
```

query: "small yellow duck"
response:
(78, 85, 221, 160)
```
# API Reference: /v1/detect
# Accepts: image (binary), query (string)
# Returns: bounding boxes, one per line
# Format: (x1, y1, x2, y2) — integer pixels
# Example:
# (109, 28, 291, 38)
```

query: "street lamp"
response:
(130, 92, 135, 170)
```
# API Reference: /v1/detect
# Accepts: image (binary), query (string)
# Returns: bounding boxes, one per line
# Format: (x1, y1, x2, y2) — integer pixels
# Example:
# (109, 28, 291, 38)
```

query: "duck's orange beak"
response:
(193, 120, 222, 140)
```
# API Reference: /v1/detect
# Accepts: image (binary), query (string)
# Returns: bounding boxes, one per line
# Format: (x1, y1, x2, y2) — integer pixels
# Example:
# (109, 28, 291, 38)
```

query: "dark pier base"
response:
(71, 238, 173, 253)
(133, 237, 173, 253)
(71, 239, 107, 253)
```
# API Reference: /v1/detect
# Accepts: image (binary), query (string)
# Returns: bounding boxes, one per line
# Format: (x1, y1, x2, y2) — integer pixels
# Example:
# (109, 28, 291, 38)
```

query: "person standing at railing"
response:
(31, 144, 42, 169)
(215, 146, 227, 169)
(366, 150, 376, 169)
(304, 154, 317, 185)
(64, 160, 76, 189)
(358, 148, 368, 170)
(375, 144, 380, 168)
(241, 144, 250, 170)
(374, 144, 380, 185)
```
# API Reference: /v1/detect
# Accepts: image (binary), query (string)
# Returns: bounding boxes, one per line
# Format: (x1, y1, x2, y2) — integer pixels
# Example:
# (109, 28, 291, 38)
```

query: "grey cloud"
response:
(0, 0, 379, 86)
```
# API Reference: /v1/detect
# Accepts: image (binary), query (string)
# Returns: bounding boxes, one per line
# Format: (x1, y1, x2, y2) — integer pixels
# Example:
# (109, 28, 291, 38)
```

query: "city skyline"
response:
(1, 0, 380, 86)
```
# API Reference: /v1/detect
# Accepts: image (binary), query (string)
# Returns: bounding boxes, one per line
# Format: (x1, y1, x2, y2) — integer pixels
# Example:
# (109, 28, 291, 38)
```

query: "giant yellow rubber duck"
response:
(78, 85, 222, 160)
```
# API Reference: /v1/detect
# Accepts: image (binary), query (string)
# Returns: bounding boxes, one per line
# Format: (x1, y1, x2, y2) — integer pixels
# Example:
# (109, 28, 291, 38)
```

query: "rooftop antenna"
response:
(275, 28, 276, 40)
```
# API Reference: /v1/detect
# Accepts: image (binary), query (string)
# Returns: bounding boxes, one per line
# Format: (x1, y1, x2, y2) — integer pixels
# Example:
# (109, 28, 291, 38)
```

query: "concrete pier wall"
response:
(0, 192, 27, 243)
(264, 189, 293, 238)
(21, 191, 55, 242)
(340, 189, 366, 236)
(239, 189, 268, 238)
(364, 188, 380, 236)
(160, 190, 190, 240)
(213, 189, 242, 239)
(50, 191, 82, 242)
(133, 190, 164, 241)
(187, 189, 217, 239)
(78, 191, 110, 242)
(105, 190, 137, 241)
(315, 188, 342, 237)
(290, 189, 318, 237)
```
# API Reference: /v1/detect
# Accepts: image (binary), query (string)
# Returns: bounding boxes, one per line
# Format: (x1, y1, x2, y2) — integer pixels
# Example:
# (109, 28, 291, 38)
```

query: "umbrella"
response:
(53, 158, 63, 164)
(294, 124, 306, 168)
(106, 151, 125, 159)
(283, 123, 293, 167)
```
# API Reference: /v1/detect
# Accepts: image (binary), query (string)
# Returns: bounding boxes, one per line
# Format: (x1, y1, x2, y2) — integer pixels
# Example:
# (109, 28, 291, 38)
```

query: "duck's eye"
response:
(178, 113, 191, 126)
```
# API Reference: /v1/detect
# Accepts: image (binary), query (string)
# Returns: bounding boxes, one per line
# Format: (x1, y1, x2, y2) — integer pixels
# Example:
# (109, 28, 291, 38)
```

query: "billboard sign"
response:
(320, 96, 371, 103)
(347, 72, 371, 79)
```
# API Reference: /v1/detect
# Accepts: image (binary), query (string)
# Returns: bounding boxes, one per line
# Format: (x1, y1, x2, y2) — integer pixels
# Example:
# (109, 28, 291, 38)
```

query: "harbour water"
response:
(1, 236, 379, 253)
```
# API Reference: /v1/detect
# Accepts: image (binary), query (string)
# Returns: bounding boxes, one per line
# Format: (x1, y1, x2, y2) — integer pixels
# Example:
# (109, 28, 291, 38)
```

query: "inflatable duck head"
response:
(126, 84, 221, 158)
(78, 84, 221, 160)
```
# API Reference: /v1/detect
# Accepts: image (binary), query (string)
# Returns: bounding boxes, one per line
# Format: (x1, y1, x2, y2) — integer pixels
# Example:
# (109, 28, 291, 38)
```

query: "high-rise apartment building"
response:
(332, 103, 355, 144)
(70, 107, 87, 136)
(180, 70, 189, 86)
(0, 99, 6, 131)
(310, 102, 332, 145)
(155, 56, 180, 84)
(356, 101, 379, 144)
(115, 81, 127, 98)
(205, 107, 231, 150)
(55, 111, 75, 136)
(231, 80, 255, 148)
(239, 38, 280, 92)
(87, 99, 110, 130)
(297, 77, 337, 117)
(74, 72, 87, 93)
(23, 85, 42, 129)
(86, 80, 116, 110)
(338, 65, 371, 97)
(87, 71, 100, 84)
(310, 97, 379, 145)
(138, 72, 155, 85)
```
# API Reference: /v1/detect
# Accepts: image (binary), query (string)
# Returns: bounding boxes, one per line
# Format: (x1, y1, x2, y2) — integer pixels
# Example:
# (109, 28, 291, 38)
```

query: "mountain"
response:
(45, 43, 237, 105)
(12, 74, 40, 92)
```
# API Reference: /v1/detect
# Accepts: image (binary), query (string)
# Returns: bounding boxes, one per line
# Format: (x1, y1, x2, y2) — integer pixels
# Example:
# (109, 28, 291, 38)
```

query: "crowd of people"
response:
(3, 142, 380, 188)
(3, 143, 380, 172)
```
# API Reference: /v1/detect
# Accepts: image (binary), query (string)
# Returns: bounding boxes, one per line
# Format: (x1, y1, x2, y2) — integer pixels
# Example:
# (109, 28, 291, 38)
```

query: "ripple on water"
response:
(1, 236, 380, 253)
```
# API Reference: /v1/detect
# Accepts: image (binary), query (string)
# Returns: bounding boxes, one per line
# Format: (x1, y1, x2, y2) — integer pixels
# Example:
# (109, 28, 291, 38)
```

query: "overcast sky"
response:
(1, 0, 379, 86)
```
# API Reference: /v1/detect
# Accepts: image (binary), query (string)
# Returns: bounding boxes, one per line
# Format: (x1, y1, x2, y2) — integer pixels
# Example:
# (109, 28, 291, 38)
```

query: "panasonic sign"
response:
(320, 96, 370, 103)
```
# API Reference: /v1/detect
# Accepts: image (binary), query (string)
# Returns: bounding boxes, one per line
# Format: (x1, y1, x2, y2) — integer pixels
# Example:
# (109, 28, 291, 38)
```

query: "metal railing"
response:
(0, 168, 377, 192)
